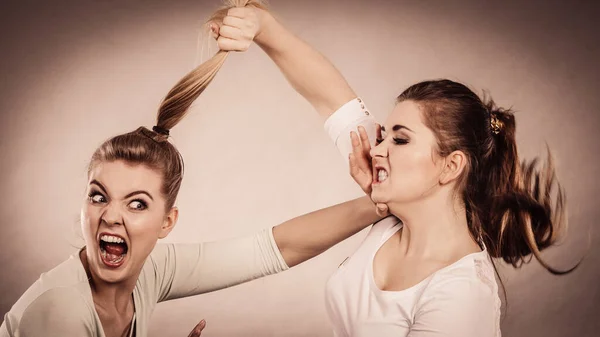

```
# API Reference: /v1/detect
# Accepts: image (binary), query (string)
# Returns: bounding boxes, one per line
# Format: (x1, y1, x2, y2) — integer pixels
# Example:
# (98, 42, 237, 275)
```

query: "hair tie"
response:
(152, 126, 170, 136)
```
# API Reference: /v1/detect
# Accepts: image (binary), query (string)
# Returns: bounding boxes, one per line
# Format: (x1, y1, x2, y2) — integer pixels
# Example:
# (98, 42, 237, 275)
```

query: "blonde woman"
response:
(212, 5, 573, 336)
(0, 1, 386, 336)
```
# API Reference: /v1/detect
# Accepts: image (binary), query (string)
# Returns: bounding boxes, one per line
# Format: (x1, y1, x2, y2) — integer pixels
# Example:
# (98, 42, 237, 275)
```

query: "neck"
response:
(79, 249, 136, 315)
(388, 188, 477, 259)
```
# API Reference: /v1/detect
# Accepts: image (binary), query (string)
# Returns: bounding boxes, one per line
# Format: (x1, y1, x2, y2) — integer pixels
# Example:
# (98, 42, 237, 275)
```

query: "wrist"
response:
(357, 196, 384, 222)
(254, 8, 277, 47)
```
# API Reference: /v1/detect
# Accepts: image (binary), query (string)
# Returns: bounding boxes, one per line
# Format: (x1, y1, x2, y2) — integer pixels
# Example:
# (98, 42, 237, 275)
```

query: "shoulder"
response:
(18, 287, 94, 336)
(412, 257, 501, 336)
(426, 254, 498, 297)
(418, 255, 500, 314)
(147, 243, 174, 266)
(6, 255, 90, 318)
(141, 243, 175, 289)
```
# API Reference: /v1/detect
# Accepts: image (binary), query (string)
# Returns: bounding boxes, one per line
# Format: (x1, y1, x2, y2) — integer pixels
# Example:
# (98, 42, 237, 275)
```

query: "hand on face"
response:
(349, 125, 389, 217)
(187, 319, 206, 337)
(209, 7, 262, 52)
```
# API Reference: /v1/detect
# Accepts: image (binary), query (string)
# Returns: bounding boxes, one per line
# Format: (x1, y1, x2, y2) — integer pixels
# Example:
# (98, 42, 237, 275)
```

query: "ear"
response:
(439, 150, 467, 185)
(158, 206, 179, 239)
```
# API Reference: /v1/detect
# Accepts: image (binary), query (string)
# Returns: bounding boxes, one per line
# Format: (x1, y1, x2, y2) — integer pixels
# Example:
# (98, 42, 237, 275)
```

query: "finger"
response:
(352, 130, 371, 174)
(349, 153, 359, 177)
(222, 15, 246, 30)
(223, 15, 257, 41)
(375, 203, 389, 217)
(187, 320, 206, 337)
(227, 7, 248, 19)
(357, 126, 372, 152)
(350, 131, 361, 152)
(218, 24, 244, 41)
(209, 23, 220, 40)
(356, 126, 373, 169)
(217, 36, 249, 51)
(351, 131, 369, 171)
(350, 153, 372, 194)
(376, 123, 383, 140)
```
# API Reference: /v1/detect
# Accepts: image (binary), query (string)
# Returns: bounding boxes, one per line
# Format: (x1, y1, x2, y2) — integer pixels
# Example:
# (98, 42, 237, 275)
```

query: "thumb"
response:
(209, 23, 220, 39)
(375, 203, 389, 217)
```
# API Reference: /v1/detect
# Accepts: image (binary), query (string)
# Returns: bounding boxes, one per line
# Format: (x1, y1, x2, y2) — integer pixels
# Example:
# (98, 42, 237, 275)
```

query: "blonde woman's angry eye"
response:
(88, 191, 106, 204)
(128, 199, 148, 211)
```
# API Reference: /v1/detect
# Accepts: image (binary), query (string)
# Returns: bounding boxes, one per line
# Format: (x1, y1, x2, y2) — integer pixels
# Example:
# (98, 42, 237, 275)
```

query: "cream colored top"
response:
(1, 228, 288, 337)
(323, 98, 502, 337)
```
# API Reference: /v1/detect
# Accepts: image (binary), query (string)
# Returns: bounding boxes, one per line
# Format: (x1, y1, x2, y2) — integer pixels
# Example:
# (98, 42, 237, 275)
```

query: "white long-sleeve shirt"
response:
(1, 229, 288, 337)
(323, 98, 502, 337)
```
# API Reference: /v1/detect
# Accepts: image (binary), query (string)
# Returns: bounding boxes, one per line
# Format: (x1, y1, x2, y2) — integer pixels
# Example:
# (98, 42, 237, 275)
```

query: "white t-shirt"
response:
(323, 98, 502, 337)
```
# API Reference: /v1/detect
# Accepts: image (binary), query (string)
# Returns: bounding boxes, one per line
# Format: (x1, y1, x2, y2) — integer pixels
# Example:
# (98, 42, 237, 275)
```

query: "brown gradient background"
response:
(1, 0, 599, 336)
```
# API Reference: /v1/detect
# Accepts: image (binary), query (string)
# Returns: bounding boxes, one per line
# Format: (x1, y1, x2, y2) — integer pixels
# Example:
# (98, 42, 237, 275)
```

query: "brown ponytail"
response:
(478, 102, 572, 274)
(397, 79, 575, 275)
(88, 0, 267, 210)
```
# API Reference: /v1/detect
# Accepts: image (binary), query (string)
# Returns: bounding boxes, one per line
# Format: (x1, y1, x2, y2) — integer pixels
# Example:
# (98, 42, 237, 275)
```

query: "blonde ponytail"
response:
(156, 0, 268, 132)
(90, 0, 268, 210)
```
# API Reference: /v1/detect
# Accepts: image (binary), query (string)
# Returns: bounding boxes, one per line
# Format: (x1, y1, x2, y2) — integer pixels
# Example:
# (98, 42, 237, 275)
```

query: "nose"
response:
(370, 141, 388, 158)
(101, 202, 123, 226)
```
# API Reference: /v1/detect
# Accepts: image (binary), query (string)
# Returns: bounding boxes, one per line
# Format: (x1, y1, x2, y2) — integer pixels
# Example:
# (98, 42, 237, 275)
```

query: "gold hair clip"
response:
(490, 113, 504, 135)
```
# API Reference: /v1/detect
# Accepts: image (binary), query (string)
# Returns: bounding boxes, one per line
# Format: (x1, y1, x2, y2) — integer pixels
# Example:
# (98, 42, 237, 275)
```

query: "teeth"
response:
(377, 169, 388, 182)
(100, 234, 124, 244)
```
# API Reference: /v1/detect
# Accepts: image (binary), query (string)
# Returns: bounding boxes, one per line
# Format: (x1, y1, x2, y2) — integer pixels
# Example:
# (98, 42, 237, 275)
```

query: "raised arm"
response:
(214, 7, 356, 117)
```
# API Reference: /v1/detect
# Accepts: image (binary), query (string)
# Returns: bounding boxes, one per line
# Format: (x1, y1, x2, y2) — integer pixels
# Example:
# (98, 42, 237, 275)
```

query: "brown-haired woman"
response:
(211, 6, 575, 336)
(0, 2, 386, 337)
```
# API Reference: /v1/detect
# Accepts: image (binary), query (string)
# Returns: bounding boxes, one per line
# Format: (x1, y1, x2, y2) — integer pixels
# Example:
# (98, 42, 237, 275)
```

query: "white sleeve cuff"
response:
(323, 98, 379, 162)
(262, 227, 290, 273)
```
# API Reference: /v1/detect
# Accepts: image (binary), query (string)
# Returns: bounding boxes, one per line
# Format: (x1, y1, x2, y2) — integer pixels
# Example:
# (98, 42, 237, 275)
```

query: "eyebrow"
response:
(90, 180, 108, 194)
(381, 124, 414, 133)
(90, 179, 154, 201)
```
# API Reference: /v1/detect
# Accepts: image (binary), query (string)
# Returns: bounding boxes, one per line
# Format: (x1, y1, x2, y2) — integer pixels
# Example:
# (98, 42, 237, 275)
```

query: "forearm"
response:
(155, 229, 288, 302)
(273, 196, 381, 267)
(254, 9, 356, 117)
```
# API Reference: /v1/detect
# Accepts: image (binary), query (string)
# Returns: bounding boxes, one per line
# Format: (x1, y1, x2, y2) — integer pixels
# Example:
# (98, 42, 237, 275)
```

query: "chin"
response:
(370, 188, 389, 204)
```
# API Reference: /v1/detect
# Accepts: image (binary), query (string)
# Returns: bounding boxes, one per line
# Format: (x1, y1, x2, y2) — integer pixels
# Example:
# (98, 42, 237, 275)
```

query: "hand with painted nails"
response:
(209, 6, 263, 52)
(187, 319, 206, 337)
(349, 124, 389, 217)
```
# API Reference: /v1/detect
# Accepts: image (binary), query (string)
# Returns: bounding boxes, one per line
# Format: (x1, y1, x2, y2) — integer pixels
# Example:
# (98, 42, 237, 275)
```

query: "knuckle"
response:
(217, 39, 231, 50)
(219, 26, 230, 37)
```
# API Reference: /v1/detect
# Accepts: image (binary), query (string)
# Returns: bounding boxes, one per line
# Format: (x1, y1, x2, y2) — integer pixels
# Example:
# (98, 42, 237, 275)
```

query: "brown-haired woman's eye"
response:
(393, 138, 409, 145)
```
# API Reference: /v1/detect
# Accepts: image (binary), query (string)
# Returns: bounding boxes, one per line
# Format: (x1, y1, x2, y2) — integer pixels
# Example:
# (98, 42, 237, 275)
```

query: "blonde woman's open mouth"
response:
(98, 232, 129, 268)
